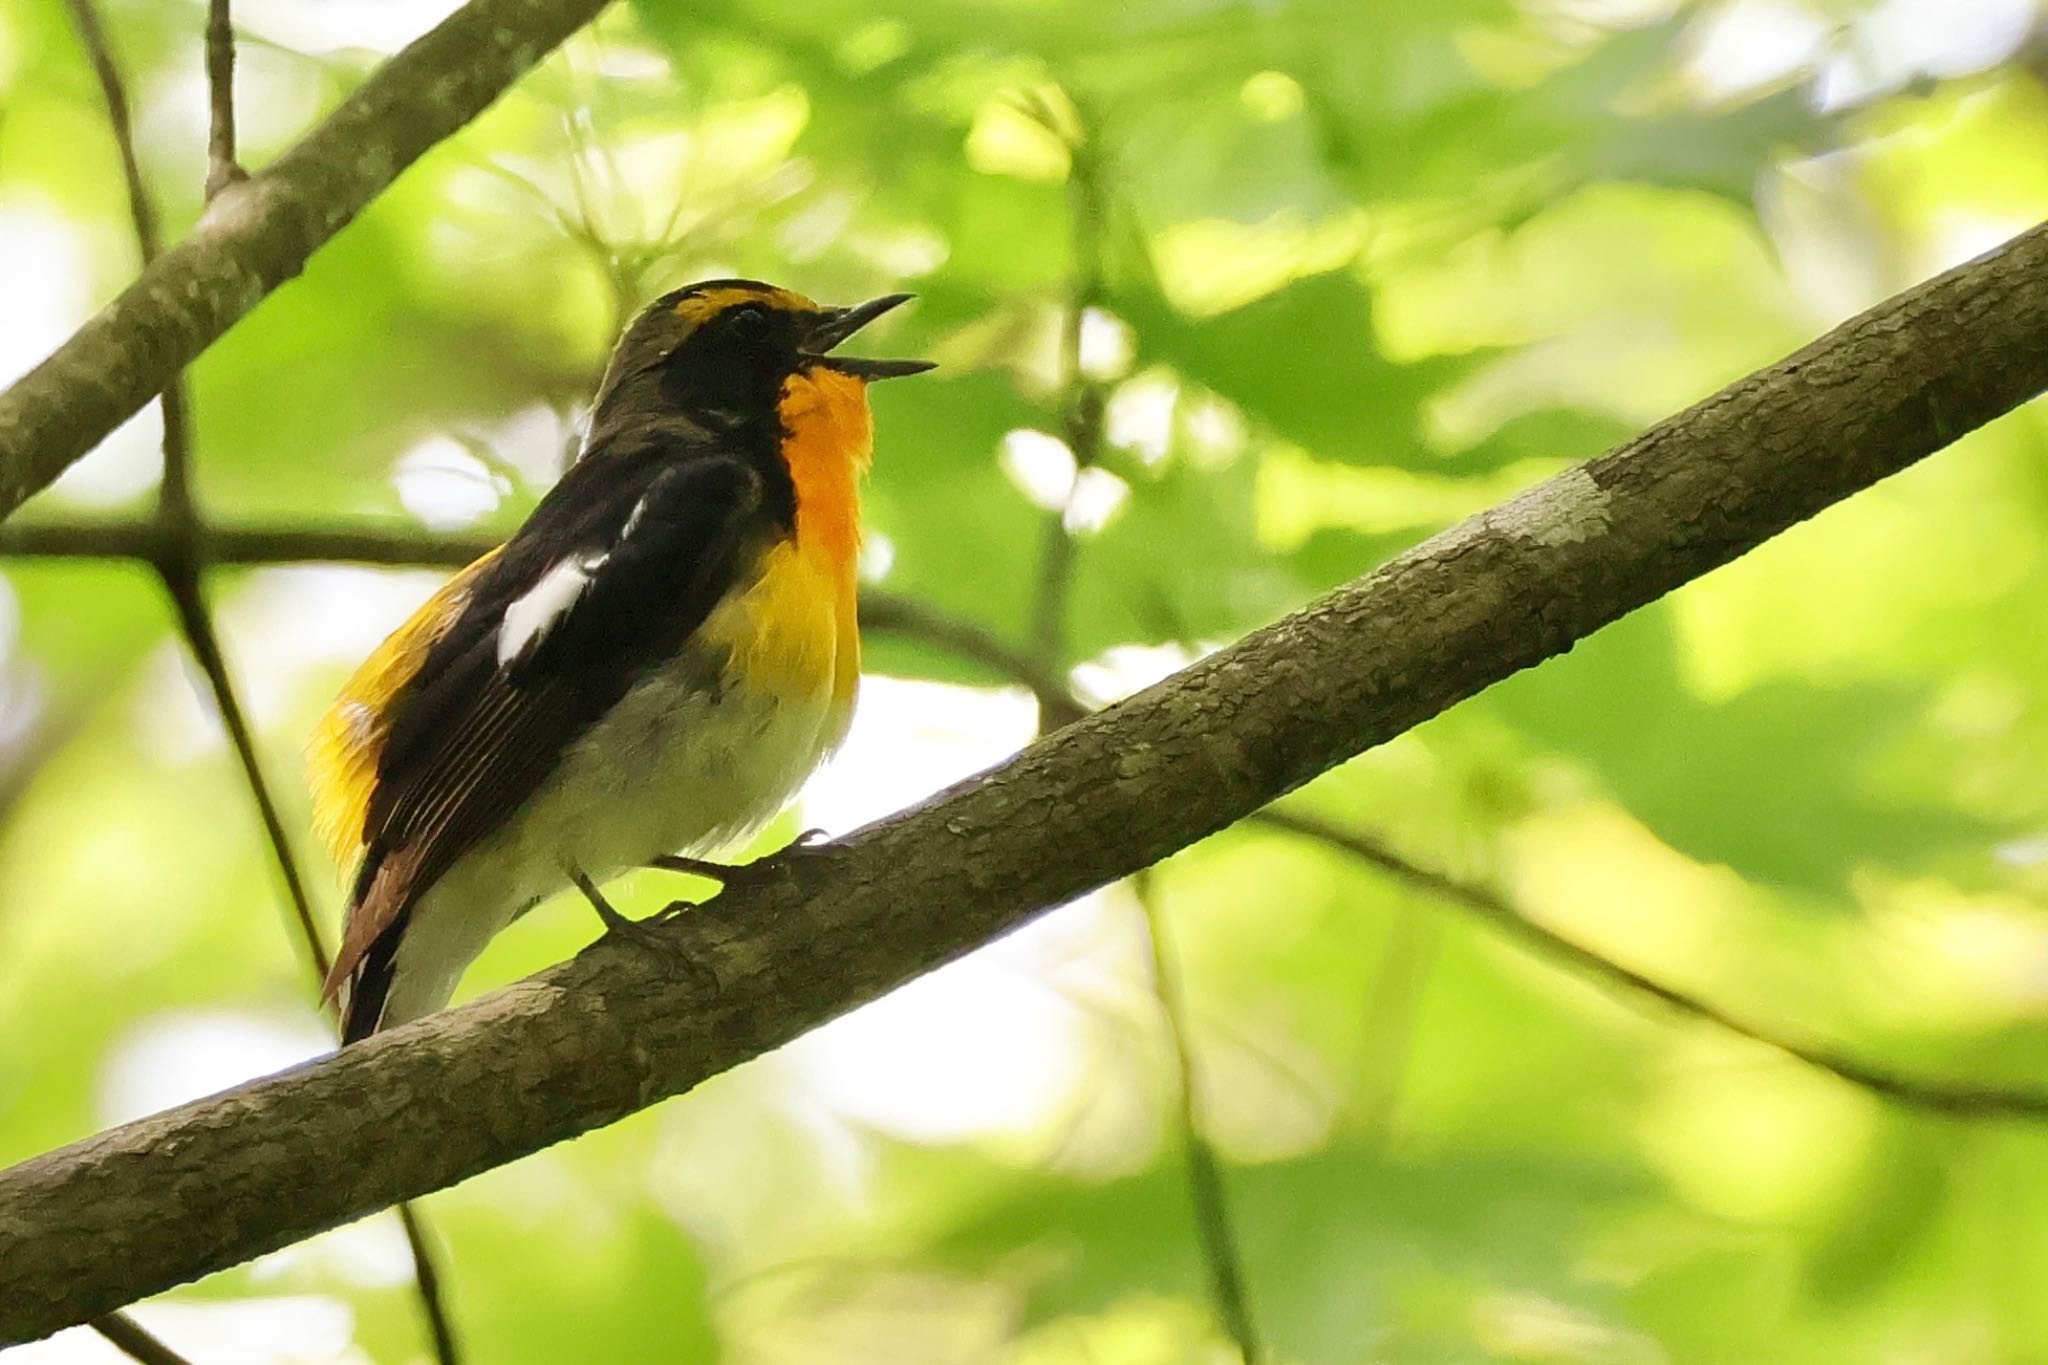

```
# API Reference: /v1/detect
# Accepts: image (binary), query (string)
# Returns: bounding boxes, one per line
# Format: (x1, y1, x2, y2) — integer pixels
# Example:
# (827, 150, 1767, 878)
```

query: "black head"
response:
(592, 279, 933, 427)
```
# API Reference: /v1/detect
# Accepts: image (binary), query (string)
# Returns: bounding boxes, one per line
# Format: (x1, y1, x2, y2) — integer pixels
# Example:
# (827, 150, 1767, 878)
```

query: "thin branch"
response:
(65, 5, 303, 962)
(1133, 873, 1261, 1364)
(66, 0, 330, 1017)
(1251, 809, 2048, 1119)
(5, 213, 2045, 1339)
(154, 395, 199, 546)
(89, 1315, 196, 1365)
(395, 1204, 462, 1365)
(0, 520, 492, 567)
(0, 516, 1076, 723)
(61, 6, 212, 1361)
(857, 592, 1086, 727)
(157, 574, 331, 978)
(1026, 100, 1110, 671)
(871, 570, 2048, 1128)
(202, 0, 243, 200)
(0, 0, 612, 522)
(61, 0, 160, 258)
(61, 6, 459, 1357)
(65, 0, 328, 987)
(158, 570, 461, 1365)
(0, 518, 1075, 725)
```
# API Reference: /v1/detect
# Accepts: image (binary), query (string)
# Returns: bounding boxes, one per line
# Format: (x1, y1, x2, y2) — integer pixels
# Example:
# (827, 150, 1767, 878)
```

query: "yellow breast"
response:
(712, 366, 874, 724)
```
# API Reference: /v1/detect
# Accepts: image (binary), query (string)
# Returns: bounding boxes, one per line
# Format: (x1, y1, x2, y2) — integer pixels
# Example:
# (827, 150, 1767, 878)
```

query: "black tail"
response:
(340, 909, 409, 1044)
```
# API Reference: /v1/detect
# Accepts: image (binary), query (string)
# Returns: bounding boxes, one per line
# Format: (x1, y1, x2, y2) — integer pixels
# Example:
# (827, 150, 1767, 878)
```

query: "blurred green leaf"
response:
(1119, 273, 1484, 469)
(1490, 608, 1998, 895)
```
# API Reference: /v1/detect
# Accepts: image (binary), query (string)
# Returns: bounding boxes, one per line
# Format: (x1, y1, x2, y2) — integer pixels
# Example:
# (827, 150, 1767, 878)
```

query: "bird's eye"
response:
(724, 304, 772, 342)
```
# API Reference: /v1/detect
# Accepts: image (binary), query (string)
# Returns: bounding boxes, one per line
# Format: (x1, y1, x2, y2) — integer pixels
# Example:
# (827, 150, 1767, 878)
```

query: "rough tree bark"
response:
(0, 0, 610, 521)
(0, 219, 2044, 1343)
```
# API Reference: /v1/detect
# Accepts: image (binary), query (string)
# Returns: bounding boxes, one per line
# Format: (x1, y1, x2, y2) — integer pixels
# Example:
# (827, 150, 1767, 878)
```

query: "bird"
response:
(306, 279, 933, 1043)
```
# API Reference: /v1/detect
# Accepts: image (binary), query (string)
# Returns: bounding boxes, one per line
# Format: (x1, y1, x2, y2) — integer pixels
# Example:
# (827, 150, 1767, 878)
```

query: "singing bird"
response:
(307, 280, 932, 1042)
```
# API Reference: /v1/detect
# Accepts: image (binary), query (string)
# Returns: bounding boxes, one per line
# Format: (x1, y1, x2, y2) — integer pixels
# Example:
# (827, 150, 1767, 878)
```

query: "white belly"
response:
(380, 651, 842, 1027)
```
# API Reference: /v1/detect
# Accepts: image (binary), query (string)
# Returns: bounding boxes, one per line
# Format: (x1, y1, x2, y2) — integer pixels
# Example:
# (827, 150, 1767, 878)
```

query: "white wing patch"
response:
(619, 491, 654, 540)
(497, 553, 605, 667)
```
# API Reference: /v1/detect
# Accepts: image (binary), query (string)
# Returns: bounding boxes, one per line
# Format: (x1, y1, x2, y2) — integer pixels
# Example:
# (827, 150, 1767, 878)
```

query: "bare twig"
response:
(396, 1204, 462, 1365)
(1134, 873, 1261, 1364)
(158, 578, 462, 1365)
(60, 8, 211, 1359)
(857, 592, 1085, 727)
(202, 0, 243, 199)
(874, 575, 2048, 1125)
(156, 573, 331, 978)
(154, 395, 198, 546)
(0, 520, 491, 567)
(67, 0, 326, 983)
(911, 585, 2048, 1127)
(62, 0, 160, 258)
(61, 6, 460, 1360)
(89, 1315, 196, 1365)
(868, 573, 2048, 1125)
(1252, 809, 2048, 1119)
(0, 518, 1076, 728)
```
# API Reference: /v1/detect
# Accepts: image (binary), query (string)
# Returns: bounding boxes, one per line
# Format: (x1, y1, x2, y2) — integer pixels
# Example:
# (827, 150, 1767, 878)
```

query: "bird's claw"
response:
(648, 830, 834, 893)
(603, 898, 697, 949)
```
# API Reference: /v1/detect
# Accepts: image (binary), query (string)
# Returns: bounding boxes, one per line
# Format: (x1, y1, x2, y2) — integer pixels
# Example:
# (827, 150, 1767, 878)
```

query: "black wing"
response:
(337, 439, 772, 1032)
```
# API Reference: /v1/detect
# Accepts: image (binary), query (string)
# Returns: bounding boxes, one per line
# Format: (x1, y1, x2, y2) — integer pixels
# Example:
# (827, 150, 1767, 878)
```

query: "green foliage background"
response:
(4, 0, 2048, 1360)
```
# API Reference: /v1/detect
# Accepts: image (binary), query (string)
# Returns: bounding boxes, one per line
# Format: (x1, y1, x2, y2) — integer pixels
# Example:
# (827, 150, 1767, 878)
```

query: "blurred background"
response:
(5, 0, 2048, 1360)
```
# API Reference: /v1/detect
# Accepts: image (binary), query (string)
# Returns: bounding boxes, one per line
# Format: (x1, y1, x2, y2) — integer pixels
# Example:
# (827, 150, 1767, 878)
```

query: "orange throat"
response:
(775, 366, 875, 706)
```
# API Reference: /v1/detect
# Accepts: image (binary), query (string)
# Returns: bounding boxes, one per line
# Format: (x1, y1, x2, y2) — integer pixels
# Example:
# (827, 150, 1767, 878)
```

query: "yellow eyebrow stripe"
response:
(671, 284, 816, 326)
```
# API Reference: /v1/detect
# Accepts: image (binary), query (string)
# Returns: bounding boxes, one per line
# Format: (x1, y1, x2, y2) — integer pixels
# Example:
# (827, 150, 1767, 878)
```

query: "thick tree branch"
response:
(12, 518, 2048, 1130)
(0, 0, 609, 523)
(2, 221, 2047, 1342)
(12, 512, 2048, 1129)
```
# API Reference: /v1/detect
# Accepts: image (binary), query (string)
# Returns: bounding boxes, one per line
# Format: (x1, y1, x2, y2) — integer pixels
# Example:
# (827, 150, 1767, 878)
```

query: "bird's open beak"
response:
(803, 294, 937, 380)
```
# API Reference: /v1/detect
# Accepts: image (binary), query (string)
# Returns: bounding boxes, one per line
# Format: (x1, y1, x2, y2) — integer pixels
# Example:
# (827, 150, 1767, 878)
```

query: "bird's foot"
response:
(572, 867, 634, 932)
(648, 828, 832, 894)
(570, 868, 716, 990)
